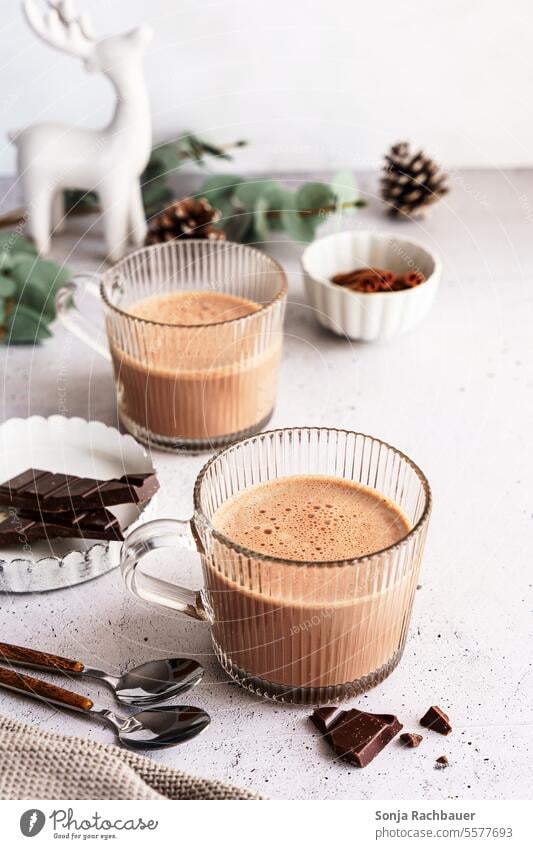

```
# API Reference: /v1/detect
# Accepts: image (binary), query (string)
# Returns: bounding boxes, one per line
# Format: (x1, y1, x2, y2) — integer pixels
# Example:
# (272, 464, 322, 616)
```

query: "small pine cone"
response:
(381, 142, 449, 219)
(146, 197, 226, 245)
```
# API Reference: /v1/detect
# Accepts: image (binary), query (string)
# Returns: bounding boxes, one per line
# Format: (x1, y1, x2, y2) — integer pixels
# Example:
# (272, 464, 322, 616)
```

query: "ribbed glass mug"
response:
(121, 427, 432, 704)
(56, 240, 288, 451)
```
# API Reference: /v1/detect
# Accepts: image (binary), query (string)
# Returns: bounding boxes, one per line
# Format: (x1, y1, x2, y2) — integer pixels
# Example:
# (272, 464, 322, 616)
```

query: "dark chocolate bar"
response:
(0, 469, 158, 512)
(0, 506, 123, 545)
(311, 706, 403, 767)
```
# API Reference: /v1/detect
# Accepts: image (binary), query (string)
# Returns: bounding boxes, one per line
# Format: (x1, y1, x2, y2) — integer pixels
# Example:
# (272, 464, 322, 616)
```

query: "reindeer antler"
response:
(23, 0, 94, 59)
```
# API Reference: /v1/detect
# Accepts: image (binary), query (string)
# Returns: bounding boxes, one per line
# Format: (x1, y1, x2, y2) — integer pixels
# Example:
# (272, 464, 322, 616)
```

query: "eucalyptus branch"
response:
(182, 138, 247, 159)
(279, 199, 366, 219)
(0, 232, 70, 344)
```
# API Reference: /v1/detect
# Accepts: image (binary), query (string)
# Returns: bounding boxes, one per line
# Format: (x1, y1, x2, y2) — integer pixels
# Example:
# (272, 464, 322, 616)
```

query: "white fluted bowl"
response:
(302, 230, 441, 341)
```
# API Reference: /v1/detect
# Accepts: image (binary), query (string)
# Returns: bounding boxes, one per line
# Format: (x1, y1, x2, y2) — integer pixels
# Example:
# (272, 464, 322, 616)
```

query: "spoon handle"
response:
(0, 641, 85, 674)
(0, 667, 93, 712)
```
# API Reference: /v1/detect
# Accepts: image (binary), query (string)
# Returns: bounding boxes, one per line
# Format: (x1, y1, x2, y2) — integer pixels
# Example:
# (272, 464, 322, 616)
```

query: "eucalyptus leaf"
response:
(10, 252, 41, 272)
(11, 256, 70, 290)
(254, 196, 270, 242)
(11, 257, 70, 320)
(201, 175, 243, 204)
(296, 182, 336, 213)
(330, 169, 359, 210)
(142, 158, 168, 179)
(0, 298, 5, 324)
(210, 195, 234, 221)
(262, 185, 294, 231)
(0, 274, 16, 298)
(148, 143, 182, 174)
(142, 182, 174, 214)
(221, 211, 255, 243)
(262, 183, 291, 207)
(17, 284, 55, 321)
(234, 179, 280, 208)
(0, 233, 37, 257)
(280, 209, 317, 242)
(5, 303, 52, 344)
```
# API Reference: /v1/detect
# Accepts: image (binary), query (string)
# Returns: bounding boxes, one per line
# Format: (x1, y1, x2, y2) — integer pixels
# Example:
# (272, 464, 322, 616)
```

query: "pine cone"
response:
(381, 142, 449, 219)
(146, 197, 226, 245)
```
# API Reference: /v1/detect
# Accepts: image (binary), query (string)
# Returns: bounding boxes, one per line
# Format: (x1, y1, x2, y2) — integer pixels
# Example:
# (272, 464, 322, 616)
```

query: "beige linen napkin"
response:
(0, 714, 262, 800)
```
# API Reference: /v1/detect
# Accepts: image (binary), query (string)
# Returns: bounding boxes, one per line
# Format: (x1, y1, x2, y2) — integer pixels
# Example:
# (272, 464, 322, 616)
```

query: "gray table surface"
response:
(0, 170, 532, 800)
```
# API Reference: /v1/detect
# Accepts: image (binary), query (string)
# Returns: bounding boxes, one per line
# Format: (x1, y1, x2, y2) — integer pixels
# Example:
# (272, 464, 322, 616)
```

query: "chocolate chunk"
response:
(420, 705, 452, 735)
(310, 706, 402, 767)
(399, 732, 423, 748)
(0, 506, 123, 544)
(310, 706, 342, 734)
(435, 755, 449, 769)
(0, 469, 158, 512)
(329, 710, 403, 766)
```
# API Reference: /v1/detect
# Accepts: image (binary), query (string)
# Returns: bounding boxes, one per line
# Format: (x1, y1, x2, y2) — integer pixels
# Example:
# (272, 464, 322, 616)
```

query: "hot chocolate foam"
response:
(128, 290, 261, 327)
(212, 475, 410, 561)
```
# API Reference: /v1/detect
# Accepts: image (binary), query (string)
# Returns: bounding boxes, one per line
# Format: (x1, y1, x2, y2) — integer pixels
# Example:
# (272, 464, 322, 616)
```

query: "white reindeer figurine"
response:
(10, 0, 153, 261)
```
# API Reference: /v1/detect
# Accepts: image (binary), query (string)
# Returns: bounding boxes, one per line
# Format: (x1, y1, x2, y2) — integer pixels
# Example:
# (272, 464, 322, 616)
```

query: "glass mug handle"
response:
(55, 272, 111, 361)
(120, 519, 209, 622)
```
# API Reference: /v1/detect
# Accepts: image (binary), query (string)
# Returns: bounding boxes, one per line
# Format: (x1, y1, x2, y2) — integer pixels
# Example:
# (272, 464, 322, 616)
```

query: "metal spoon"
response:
(0, 641, 203, 706)
(0, 666, 210, 750)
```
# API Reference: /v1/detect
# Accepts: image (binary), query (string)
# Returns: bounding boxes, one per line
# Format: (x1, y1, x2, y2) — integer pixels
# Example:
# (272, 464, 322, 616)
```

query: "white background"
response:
(1, 0, 533, 174)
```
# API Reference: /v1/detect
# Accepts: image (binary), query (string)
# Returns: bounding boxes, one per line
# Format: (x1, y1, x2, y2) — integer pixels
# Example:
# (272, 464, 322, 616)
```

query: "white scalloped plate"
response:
(0, 416, 158, 593)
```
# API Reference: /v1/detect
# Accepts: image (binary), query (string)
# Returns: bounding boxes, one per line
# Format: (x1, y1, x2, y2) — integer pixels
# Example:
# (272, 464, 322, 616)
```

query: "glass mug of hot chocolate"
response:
(56, 241, 288, 451)
(121, 427, 431, 703)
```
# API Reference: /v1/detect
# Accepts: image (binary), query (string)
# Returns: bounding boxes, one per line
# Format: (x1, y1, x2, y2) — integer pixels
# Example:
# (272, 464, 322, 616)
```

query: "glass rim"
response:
(193, 426, 432, 568)
(99, 239, 288, 329)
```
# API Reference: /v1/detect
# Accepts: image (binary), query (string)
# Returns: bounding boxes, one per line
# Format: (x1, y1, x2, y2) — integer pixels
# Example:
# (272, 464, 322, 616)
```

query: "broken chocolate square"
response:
(310, 706, 403, 767)
(309, 706, 342, 734)
(435, 755, 449, 769)
(399, 732, 423, 748)
(420, 705, 452, 735)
